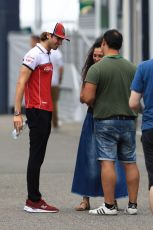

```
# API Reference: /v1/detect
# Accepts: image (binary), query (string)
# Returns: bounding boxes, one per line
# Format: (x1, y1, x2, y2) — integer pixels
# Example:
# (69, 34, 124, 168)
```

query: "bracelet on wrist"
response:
(14, 111, 21, 116)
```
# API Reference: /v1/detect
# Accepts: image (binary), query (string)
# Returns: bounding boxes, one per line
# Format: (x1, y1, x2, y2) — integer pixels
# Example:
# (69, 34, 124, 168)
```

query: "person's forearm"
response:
(80, 82, 96, 105)
(59, 67, 64, 84)
(80, 91, 95, 106)
(80, 83, 85, 103)
(14, 82, 25, 113)
(13, 82, 25, 132)
(129, 91, 142, 113)
(129, 103, 140, 113)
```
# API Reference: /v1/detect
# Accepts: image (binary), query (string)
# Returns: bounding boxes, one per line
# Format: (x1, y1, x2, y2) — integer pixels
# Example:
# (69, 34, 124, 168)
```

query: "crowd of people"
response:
(13, 22, 153, 215)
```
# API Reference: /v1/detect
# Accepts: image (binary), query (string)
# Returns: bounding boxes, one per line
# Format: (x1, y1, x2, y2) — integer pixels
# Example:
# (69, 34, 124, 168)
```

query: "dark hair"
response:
(40, 32, 48, 41)
(82, 35, 103, 81)
(103, 29, 123, 50)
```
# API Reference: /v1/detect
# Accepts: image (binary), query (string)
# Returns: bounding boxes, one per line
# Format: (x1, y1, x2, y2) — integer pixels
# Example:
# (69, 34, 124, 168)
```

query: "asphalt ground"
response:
(0, 115, 153, 230)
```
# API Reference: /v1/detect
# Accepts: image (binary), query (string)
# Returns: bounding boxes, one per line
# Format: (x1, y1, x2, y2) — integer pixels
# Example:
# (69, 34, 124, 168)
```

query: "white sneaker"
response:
(89, 203, 118, 215)
(125, 203, 137, 215)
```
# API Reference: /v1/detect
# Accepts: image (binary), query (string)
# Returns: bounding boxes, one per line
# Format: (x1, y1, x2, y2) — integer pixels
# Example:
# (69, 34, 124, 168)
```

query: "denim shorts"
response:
(94, 119, 136, 163)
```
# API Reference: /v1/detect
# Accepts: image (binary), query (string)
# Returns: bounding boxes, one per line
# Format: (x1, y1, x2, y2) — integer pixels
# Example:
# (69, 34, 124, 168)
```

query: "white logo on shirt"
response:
(44, 66, 53, 72)
(42, 101, 47, 104)
(25, 56, 35, 63)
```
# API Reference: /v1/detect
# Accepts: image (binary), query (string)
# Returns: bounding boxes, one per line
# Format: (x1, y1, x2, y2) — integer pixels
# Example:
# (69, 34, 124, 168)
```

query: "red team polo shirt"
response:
(23, 43, 53, 112)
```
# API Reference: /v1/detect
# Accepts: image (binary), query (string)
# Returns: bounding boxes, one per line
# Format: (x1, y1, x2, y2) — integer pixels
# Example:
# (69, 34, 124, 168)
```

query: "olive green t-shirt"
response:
(85, 55, 137, 119)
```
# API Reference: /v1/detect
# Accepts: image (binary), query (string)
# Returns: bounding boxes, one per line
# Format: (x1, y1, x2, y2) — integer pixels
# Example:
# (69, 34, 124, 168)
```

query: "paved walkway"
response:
(0, 115, 153, 230)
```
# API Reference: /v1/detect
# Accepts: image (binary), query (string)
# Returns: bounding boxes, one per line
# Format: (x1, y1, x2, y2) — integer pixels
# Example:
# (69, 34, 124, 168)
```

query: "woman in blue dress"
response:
(71, 36, 128, 211)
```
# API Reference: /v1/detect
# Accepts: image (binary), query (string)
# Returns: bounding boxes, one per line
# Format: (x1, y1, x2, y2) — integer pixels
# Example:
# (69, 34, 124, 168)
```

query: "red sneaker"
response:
(24, 199, 59, 213)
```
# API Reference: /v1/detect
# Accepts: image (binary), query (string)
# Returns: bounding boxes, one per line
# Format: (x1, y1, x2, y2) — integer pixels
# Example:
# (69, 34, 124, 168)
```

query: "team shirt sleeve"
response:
(131, 63, 144, 93)
(23, 48, 39, 71)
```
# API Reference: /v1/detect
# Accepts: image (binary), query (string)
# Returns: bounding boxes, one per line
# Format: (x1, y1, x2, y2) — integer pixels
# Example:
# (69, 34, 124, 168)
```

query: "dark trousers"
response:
(26, 108, 52, 201)
(141, 129, 153, 189)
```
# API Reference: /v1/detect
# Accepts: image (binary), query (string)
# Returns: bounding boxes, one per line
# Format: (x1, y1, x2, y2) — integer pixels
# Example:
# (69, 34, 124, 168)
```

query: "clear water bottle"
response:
(12, 120, 28, 140)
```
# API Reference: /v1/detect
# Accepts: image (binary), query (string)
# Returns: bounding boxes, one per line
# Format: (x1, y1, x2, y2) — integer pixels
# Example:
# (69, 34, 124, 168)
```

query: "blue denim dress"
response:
(71, 109, 128, 198)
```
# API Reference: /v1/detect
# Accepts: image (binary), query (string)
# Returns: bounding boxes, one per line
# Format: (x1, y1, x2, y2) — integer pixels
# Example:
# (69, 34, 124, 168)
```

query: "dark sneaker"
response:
(125, 203, 137, 215)
(24, 199, 59, 213)
(89, 203, 118, 215)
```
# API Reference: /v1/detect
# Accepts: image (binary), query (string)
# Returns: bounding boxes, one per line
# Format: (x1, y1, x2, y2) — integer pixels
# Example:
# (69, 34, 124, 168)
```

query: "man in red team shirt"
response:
(13, 23, 70, 213)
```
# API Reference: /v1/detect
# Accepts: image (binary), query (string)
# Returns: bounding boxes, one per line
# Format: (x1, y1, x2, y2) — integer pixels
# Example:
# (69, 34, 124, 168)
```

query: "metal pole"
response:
(95, 0, 101, 37)
(132, 0, 142, 64)
(142, 0, 149, 60)
(35, 0, 42, 30)
(109, 0, 118, 29)
(122, 0, 130, 60)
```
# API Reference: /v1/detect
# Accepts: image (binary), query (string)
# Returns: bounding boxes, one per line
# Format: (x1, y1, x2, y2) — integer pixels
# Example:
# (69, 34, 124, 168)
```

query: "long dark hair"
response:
(82, 35, 103, 81)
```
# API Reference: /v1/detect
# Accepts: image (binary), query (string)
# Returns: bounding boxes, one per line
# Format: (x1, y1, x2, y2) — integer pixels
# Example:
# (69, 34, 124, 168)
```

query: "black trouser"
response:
(141, 128, 153, 190)
(26, 108, 52, 201)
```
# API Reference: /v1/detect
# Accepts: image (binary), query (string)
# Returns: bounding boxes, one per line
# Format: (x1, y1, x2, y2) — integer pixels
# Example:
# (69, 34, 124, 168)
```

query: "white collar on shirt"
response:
(36, 43, 51, 54)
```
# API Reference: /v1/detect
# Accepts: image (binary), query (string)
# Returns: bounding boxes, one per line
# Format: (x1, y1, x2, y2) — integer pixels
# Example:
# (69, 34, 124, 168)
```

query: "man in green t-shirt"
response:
(81, 29, 139, 216)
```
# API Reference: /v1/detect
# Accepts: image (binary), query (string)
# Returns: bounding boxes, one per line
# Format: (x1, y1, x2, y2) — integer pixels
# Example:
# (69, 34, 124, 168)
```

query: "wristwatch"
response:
(14, 111, 21, 116)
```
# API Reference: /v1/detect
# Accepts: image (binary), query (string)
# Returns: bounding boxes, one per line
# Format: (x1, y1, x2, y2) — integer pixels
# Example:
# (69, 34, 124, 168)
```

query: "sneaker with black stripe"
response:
(124, 203, 137, 215)
(89, 203, 118, 215)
